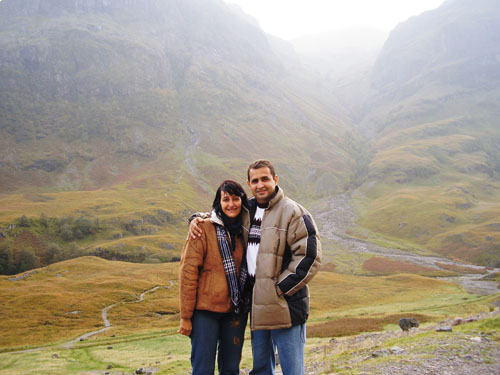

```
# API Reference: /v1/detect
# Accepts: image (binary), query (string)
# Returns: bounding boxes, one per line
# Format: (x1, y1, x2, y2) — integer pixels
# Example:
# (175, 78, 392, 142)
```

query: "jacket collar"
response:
(267, 186, 284, 209)
(210, 210, 223, 226)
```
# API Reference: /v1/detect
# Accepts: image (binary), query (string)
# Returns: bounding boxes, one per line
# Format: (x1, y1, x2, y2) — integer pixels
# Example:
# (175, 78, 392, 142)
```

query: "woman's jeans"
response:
(191, 310, 248, 375)
(249, 323, 306, 375)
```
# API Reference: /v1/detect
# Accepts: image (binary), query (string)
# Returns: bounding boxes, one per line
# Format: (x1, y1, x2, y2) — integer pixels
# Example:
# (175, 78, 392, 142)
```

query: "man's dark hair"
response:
(212, 180, 248, 217)
(247, 159, 276, 180)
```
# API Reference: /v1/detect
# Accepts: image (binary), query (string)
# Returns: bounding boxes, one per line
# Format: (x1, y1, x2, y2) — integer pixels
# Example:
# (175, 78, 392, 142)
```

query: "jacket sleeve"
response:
(276, 208, 322, 297)
(179, 230, 206, 319)
(188, 212, 211, 223)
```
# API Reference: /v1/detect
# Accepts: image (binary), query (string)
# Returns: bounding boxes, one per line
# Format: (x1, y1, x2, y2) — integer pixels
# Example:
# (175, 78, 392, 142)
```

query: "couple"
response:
(178, 159, 322, 375)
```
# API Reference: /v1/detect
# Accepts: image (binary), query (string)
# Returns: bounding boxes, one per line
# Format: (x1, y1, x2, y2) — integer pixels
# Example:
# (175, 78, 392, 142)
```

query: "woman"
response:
(178, 180, 250, 375)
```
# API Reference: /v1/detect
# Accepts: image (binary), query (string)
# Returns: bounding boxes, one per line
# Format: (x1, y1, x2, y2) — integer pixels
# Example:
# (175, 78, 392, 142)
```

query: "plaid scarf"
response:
(215, 224, 249, 314)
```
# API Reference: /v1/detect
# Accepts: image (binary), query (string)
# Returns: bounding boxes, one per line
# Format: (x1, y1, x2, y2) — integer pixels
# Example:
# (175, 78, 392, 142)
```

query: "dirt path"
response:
(63, 280, 175, 348)
(315, 192, 500, 296)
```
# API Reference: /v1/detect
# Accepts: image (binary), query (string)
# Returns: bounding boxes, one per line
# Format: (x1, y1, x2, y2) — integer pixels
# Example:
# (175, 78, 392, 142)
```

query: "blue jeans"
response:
(249, 323, 306, 375)
(190, 310, 247, 375)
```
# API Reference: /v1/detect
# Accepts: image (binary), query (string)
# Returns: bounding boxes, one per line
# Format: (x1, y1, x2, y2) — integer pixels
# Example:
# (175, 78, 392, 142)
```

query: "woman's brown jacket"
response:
(179, 211, 248, 320)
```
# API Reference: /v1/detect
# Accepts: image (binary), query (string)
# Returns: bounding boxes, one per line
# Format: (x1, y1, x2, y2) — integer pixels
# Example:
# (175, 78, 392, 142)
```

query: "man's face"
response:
(247, 167, 279, 204)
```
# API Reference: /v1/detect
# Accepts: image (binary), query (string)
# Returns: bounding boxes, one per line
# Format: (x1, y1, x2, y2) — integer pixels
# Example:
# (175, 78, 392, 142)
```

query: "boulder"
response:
(399, 317, 419, 331)
(436, 326, 453, 332)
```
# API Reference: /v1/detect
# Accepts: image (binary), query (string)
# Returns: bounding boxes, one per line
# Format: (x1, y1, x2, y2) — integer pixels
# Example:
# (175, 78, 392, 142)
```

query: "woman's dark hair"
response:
(212, 180, 248, 218)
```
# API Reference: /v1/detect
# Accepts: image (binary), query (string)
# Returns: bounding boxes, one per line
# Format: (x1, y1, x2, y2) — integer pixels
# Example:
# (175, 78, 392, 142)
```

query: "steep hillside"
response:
(0, 0, 354, 196)
(352, 0, 500, 267)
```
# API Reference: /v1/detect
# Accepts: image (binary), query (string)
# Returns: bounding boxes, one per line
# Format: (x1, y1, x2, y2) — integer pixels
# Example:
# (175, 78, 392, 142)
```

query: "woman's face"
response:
(220, 190, 242, 219)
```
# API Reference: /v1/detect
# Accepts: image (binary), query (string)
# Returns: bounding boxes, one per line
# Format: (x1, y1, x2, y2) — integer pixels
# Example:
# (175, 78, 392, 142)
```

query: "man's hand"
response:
(178, 318, 192, 336)
(188, 217, 204, 239)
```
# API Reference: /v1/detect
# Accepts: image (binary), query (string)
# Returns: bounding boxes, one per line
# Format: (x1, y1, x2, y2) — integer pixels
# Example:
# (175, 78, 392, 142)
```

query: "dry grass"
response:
(0, 256, 494, 352)
(362, 256, 454, 276)
(434, 262, 487, 274)
(320, 262, 337, 272)
(0, 257, 179, 349)
(308, 271, 488, 324)
(308, 313, 430, 337)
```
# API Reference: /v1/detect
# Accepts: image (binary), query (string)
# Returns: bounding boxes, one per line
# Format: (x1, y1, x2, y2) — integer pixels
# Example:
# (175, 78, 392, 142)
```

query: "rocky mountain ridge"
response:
(0, 0, 353, 197)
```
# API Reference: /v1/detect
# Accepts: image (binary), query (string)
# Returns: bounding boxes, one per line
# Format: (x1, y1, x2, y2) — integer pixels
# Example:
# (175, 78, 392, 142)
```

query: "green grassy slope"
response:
(346, 0, 500, 267)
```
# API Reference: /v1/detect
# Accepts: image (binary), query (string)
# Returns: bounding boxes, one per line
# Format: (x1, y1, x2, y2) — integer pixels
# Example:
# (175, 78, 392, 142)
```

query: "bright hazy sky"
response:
(225, 0, 446, 39)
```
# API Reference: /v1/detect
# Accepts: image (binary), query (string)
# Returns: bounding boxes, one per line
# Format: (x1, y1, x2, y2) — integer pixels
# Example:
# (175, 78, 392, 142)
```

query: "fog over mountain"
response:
(292, 27, 388, 80)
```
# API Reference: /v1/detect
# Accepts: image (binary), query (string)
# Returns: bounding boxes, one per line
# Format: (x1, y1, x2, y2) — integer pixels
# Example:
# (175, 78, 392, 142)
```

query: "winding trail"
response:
(315, 193, 500, 296)
(5, 281, 176, 355)
(63, 280, 175, 348)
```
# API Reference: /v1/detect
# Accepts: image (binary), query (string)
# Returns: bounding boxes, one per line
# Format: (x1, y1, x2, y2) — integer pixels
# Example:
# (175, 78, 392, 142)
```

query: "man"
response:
(189, 159, 322, 375)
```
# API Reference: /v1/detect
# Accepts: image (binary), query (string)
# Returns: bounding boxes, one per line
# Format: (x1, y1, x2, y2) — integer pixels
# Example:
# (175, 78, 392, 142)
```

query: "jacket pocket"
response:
(284, 286, 309, 326)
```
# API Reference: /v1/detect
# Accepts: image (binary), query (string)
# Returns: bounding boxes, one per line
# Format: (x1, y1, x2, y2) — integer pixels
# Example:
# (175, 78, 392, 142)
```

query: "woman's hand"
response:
(178, 318, 192, 336)
(188, 217, 204, 239)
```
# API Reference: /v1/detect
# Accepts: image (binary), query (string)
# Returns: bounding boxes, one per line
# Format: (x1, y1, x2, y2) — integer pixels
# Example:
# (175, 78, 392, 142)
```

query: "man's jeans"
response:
(190, 310, 247, 375)
(250, 323, 306, 375)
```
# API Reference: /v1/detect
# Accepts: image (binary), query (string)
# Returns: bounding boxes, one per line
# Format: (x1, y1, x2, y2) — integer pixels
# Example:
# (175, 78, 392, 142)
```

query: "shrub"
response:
(0, 242, 14, 274)
(14, 247, 38, 273)
(17, 215, 30, 227)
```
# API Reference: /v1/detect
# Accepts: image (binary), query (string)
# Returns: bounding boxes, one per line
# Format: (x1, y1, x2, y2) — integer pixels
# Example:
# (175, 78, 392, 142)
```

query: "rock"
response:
(452, 317, 464, 326)
(107, 346, 113, 349)
(160, 242, 175, 249)
(23, 158, 66, 172)
(143, 214, 161, 226)
(436, 326, 453, 332)
(390, 346, 404, 354)
(372, 349, 390, 357)
(156, 209, 174, 223)
(106, 364, 113, 369)
(135, 369, 153, 375)
(441, 214, 456, 223)
(399, 318, 419, 331)
(470, 336, 482, 342)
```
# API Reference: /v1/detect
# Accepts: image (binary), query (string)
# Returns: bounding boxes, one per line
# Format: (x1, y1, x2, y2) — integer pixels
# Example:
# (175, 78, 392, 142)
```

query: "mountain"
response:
(0, 0, 356, 272)
(350, 0, 500, 266)
(1, 0, 500, 270)
(372, 0, 500, 92)
(0, 0, 354, 196)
